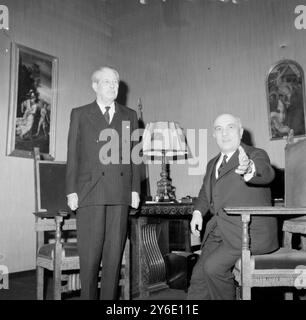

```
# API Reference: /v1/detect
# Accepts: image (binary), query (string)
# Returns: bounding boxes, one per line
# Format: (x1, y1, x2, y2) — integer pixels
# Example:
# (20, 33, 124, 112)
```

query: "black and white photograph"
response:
(1, 0, 306, 307)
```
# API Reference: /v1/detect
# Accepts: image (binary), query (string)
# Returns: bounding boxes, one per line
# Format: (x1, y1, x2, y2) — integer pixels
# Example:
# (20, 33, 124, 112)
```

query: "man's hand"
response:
(67, 193, 78, 211)
(235, 146, 253, 175)
(190, 210, 203, 237)
(131, 192, 140, 209)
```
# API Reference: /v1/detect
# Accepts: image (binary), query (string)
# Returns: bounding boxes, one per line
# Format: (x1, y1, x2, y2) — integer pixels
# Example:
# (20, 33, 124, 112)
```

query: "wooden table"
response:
(130, 202, 194, 298)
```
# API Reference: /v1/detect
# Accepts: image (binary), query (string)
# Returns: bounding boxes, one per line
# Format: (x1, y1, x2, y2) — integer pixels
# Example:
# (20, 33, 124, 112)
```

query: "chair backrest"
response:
(34, 148, 69, 214)
(285, 138, 306, 207)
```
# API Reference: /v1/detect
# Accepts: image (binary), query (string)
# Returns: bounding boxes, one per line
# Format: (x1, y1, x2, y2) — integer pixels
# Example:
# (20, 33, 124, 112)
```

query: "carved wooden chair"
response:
(282, 138, 306, 252)
(33, 148, 130, 300)
(226, 207, 306, 300)
(225, 139, 306, 300)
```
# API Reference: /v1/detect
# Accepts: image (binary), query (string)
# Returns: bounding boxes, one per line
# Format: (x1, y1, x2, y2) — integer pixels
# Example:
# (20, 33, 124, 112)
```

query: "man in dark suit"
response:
(187, 113, 278, 300)
(66, 66, 140, 300)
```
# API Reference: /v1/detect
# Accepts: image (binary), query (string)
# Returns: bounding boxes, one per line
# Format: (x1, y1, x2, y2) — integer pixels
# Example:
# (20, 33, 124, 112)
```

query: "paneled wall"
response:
(0, 0, 112, 272)
(109, 0, 306, 199)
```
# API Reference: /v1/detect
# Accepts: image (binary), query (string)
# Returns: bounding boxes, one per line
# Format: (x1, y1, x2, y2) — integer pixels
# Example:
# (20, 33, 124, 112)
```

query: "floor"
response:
(0, 270, 186, 300)
(1, 270, 305, 300)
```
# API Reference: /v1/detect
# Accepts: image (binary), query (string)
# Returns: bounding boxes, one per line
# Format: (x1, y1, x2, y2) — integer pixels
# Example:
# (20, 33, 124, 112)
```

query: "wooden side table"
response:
(130, 202, 194, 298)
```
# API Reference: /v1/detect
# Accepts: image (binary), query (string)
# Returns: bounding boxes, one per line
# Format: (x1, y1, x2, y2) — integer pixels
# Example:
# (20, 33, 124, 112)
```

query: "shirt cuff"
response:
(244, 160, 256, 182)
(193, 210, 203, 217)
(67, 192, 77, 198)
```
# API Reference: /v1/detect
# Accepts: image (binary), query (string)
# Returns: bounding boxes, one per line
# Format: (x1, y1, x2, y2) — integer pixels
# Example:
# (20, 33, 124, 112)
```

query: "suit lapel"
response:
(205, 155, 219, 201)
(86, 101, 108, 135)
(217, 148, 239, 180)
(110, 102, 124, 129)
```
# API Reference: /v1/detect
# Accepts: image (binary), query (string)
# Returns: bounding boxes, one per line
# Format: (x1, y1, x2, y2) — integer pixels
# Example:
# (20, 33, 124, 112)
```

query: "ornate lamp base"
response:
(156, 160, 176, 202)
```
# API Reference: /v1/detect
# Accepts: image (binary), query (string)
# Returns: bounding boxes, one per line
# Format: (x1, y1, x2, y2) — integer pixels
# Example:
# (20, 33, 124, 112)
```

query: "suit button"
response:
(121, 172, 123, 176)
(102, 172, 105, 176)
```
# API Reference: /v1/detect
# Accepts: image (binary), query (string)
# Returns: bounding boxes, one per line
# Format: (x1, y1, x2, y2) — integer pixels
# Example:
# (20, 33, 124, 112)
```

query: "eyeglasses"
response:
(100, 79, 119, 87)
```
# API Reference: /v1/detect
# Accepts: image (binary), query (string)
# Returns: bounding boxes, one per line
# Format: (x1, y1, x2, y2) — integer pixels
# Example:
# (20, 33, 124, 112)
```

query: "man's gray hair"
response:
(214, 113, 243, 129)
(91, 66, 120, 83)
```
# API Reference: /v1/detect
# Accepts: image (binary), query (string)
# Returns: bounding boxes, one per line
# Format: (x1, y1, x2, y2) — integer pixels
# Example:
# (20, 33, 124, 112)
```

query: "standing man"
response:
(187, 113, 278, 300)
(66, 66, 140, 300)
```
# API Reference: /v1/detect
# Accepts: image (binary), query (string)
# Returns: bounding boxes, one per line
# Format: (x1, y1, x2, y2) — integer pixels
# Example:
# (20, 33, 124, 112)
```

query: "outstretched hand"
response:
(235, 146, 252, 175)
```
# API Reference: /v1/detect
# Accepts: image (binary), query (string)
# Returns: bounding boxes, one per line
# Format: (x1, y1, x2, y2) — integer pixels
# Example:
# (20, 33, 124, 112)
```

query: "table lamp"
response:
(142, 121, 188, 202)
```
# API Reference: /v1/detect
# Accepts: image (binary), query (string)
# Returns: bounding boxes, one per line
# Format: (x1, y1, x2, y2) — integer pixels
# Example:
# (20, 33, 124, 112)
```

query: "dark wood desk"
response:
(130, 202, 194, 298)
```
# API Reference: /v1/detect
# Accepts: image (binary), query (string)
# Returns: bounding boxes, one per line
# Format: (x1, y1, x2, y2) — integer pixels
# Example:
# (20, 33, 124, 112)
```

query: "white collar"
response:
(219, 150, 235, 162)
(97, 101, 115, 114)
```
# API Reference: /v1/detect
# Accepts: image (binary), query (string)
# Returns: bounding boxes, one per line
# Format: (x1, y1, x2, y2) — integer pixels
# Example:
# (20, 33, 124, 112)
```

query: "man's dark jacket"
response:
(66, 101, 141, 207)
(194, 143, 278, 255)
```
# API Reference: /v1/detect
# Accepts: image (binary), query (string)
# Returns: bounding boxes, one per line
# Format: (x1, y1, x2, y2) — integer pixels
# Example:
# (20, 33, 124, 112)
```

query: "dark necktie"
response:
(218, 154, 228, 177)
(104, 106, 110, 124)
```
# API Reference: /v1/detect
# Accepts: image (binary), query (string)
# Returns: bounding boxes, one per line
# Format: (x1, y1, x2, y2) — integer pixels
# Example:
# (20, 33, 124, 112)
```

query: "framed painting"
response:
(266, 59, 306, 140)
(6, 43, 58, 158)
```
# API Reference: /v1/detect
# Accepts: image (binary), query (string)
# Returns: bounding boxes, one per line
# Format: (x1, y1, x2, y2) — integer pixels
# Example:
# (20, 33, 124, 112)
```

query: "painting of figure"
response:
(7, 43, 58, 158)
(267, 60, 306, 140)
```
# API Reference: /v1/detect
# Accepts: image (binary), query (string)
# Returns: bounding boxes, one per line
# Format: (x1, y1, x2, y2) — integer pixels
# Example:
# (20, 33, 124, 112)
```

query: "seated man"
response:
(187, 113, 278, 300)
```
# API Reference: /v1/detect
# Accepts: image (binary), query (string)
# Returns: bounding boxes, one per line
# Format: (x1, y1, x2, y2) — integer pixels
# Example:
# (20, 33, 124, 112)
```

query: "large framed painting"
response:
(6, 43, 58, 158)
(266, 59, 306, 140)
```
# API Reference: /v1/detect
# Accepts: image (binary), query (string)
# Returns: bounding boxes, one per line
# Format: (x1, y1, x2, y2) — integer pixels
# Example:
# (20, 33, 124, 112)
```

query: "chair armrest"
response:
(33, 210, 71, 219)
(34, 209, 75, 233)
(224, 207, 306, 216)
(224, 207, 306, 251)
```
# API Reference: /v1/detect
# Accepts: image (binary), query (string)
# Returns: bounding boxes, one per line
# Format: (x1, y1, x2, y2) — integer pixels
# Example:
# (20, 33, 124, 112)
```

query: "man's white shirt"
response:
(215, 151, 255, 181)
(97, 101, 115, 123)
